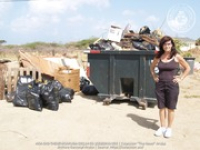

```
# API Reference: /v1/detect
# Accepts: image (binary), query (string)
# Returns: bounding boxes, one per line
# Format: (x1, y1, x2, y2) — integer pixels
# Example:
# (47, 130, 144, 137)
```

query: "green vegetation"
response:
(21, 42, 56, 49)
(2, 44, 17, 49)
(195, 38, 200, 46)
(181, 51, 193, 58)
(0, 37, 98, 50)
(173, 38, 194, 58)
(0, 37, 99, 60)
(173, 38, 185, 53)
(65, 37, 98, 49)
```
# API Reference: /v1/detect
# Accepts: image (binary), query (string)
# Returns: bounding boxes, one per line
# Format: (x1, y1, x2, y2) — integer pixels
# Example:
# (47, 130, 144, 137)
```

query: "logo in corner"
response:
(167, 4, 196, 33)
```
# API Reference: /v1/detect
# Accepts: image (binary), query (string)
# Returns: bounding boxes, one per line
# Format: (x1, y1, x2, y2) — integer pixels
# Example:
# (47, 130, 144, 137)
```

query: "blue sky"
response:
(0, 0, 199, 45)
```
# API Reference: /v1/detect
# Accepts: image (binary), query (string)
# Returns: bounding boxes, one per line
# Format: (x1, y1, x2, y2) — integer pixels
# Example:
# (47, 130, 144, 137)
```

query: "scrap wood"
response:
(19, 50, 61, 76)
(140, 34, 159, 46)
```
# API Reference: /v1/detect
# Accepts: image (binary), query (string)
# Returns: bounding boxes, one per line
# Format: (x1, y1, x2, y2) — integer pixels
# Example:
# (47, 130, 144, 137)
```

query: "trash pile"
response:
(12, 76, 74, 111)
(89, 25, 162, 51)
(19, 50, 100, 94)
(80, 77, 98, 95)
(0, 49, 100, 111)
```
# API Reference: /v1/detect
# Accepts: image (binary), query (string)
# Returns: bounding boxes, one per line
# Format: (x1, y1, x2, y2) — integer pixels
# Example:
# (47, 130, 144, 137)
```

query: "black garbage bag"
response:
(141, 41, 155, 50)
(132, 41, 148, 50)
(81, 85, 99, 95)
(40, 80, 62, 111)
(51, 80, 63, 91)
(89, 43, 102, 50)
(27, 81, 43, 111)
(89, 40, 114, 51)
(80, 77, 90, 90)
(6, 91, 16, 102)
(13, 76, 33, 107)
(51, 80, 63, 104)
(99, 40, 114, 51)
(59, 88, 74, 102)
(139, 26, 151, 34)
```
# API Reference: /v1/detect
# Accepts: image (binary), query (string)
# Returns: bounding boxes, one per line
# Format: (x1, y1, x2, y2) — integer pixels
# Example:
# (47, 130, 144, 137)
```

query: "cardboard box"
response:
(107, 25, 123, 42)
(19, 50, 61, 76)
(54, 69, 80, 92)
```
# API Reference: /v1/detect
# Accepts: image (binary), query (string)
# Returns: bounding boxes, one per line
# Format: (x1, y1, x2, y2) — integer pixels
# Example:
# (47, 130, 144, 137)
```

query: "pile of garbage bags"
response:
(89, 25, 161, 51)
(12, 76, 74, 111)
(80, 77, 99, 95)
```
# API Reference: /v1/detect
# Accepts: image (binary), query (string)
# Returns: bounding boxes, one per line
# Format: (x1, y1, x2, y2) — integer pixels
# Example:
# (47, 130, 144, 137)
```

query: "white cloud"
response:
(83, 0, 110, 8)
(11, 0, 110, 33)
(29, 0, 109, 15)
(11, 13, 61, 33)
(0, 3, 12, 16)
(0, 3, 12, 26)
(122, 10, 135, 16)
(67, 15, 84, 23)
(123, 20, 139, 32)
(51, 15, 60, 23)
(51, 29, 59, 36)
(11, 15, 45, 33)
(146, 15, 159, 22)
(122, 9, 148, 17)
(29, 0, 69, 15)
(138, 10, 146, 16)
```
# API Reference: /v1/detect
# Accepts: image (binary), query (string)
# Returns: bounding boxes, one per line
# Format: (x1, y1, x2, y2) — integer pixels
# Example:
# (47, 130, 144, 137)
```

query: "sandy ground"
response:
(0, 72, 200, 150)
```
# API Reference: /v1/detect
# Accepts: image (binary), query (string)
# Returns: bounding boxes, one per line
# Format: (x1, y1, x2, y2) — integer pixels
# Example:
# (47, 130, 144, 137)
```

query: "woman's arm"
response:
(150, 57, 159, 82)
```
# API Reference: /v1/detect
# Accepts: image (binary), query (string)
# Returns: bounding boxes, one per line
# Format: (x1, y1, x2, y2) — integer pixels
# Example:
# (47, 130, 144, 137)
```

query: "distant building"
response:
(175, 37, 196, 51)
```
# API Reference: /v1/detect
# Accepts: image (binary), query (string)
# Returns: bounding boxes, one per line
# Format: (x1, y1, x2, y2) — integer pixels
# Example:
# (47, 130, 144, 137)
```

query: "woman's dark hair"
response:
(156, 35, 179, 59)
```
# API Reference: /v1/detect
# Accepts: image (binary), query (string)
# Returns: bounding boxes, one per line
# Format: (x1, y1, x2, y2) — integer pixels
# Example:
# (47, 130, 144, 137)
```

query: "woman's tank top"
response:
(158, 57, 179, 81)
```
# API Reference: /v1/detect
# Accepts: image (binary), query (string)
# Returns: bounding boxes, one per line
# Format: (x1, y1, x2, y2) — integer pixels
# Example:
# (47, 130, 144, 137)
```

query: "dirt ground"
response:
(0, 72, 200, 150)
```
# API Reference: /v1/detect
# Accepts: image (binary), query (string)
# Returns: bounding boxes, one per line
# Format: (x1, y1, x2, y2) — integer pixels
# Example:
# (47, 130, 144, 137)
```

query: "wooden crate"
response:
(54, 69, 80, 92)
(0, 63, 7, 100)
(4, 68, 41, 101)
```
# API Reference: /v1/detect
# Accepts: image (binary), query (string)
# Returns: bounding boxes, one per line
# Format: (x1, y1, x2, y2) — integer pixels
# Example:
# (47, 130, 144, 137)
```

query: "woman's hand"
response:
(153, 76, 159, 82)
(173, 76, 182, 83)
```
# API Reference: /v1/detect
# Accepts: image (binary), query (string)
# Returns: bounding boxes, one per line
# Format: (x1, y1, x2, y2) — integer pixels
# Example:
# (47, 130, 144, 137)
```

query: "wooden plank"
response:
(7, 69, 12, 93)
(0, 70, 4, 100)
(2, 70, 6, 100)
(19, 68, 23, 76)
(13, 68, 19, 91)
(38, 71, 42, 81)
(32, 69, 36, 80)
(26, 68, 30, 76)
(7, 68, 18, 93)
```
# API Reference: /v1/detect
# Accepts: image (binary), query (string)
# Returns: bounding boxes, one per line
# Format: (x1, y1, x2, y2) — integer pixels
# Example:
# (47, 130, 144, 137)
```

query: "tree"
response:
(195, 38, 200, 46)
(173, 38, 183, 52)
(0, 40, 6, 45)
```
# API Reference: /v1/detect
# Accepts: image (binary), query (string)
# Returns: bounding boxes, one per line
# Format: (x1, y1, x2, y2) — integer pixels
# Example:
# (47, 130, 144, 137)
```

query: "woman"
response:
(150, 36, 190, 138)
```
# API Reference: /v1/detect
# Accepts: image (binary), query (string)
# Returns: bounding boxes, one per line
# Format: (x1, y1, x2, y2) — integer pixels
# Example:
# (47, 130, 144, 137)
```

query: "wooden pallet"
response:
(0, 70, 5, 100)
(2, 68, 41, 101)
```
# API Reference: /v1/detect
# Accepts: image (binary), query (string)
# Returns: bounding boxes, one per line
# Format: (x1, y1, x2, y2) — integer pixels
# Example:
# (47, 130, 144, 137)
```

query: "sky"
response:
(0, 0, 199, 45)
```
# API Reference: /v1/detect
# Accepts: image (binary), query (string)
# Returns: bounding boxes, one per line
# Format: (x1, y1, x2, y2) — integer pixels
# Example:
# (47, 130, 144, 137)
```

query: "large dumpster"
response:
(86, 50, 157, 109)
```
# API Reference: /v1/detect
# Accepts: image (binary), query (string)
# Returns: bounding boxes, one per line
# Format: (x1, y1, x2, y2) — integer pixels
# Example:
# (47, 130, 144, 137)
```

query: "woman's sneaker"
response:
(154, 127, 166, 137)
(164, 128, 172, 138)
